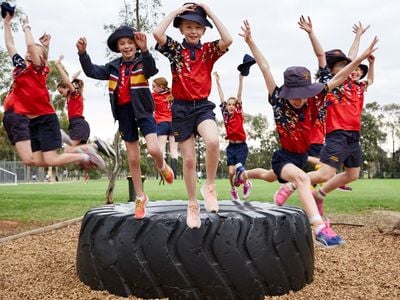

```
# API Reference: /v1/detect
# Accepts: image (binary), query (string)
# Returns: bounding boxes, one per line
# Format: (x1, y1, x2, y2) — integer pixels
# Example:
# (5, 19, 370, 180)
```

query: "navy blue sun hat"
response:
(358, 63, 368, 80)
(173, 3, 213, 28)
(279, 66, 324, 99)
(325, 49, 352, 69)
(1, 2, 16, 18)
(107, 25, 136, 53)
(237, 54, 256, 76)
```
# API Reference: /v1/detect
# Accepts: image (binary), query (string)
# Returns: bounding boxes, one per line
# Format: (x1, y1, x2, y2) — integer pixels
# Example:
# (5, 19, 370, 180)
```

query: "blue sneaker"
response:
(233, 163, 246, 187)
(315, 221, 346, 249)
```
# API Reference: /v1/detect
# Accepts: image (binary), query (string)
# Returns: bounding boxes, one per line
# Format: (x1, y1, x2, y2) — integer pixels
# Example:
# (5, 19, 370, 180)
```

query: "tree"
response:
(361, 102, 387, 178)
(382, 103, 400, 178)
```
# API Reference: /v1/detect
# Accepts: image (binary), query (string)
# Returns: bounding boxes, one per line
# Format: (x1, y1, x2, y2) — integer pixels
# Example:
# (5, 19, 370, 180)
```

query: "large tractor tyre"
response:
(77, 200, 314, 299)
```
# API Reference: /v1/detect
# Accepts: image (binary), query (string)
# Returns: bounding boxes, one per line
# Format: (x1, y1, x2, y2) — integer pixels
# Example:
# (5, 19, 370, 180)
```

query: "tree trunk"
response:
(105, 130, 122, 204)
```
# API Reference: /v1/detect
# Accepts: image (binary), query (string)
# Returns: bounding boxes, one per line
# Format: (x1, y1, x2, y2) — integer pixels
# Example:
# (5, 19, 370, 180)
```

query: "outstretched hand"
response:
(360, 36, 379, 61)
(352, 22, 370, 36)
(213, 71, 220, 81)
(239, 20, 252, 44)
(55, 54, 64, 65)
(298, 15, 313, 33)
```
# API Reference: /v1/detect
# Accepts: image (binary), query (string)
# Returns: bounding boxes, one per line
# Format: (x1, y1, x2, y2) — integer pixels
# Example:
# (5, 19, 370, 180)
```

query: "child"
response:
(54, 55, 114, 159)
(239, 19, 377, 248)
(292, 16, 375, 216)
(151, 77, 179, 179)
(309, 57, 375, 215)
(3, 12, 102, 169)
(76, 25, 174, 219)
(213, 70, 252, 201)
(153, 2, 232, 229)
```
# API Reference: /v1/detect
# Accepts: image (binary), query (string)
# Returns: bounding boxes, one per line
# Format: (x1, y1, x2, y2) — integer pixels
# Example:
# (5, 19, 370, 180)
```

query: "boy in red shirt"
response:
(239, 19, 377, 248)
(153, 3, 232, 229)
(214, 70, 252, 202)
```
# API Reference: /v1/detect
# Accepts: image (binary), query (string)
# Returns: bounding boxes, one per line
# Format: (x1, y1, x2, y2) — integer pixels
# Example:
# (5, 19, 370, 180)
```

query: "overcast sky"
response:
(3, 0, 399, 142)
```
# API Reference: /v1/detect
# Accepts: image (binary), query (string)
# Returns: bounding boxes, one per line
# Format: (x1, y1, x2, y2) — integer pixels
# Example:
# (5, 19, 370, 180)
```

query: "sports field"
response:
(0, 178, 399, 227)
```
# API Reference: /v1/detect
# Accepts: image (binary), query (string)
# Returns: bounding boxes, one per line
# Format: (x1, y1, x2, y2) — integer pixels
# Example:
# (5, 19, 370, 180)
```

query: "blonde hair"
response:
(153, 77, 169, 89)
(227, 97, 238, 104)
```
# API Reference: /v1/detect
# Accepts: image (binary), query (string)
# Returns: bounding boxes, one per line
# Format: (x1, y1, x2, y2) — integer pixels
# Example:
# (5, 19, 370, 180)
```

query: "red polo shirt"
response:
(9, 54, 54, 116)
(152, 91, 172, 124)
(67, 90, 84, 119)
(156, 36, 226, 100)
(220, 102, 246, 141)
(325, 78, 367, 133)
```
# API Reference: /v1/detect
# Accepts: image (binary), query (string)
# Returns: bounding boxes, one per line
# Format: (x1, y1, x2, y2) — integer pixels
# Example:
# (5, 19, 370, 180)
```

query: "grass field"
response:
(0, 178, 399, 224)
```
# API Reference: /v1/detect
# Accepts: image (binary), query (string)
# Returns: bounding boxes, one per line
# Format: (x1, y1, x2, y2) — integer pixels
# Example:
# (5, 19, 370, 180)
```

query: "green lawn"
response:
(0, 178, 399, 224)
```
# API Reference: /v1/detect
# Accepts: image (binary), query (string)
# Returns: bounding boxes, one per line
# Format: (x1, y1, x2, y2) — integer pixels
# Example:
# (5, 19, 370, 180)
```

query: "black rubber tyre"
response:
(77, 200, 314, 299)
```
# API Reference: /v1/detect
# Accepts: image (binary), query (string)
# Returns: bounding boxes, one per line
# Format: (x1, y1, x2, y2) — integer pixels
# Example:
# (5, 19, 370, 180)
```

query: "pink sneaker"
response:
(135, 193, 148, 220)
(187, 201, 201, 229)
(312, 189, 325, 216)
(200, 183, 219, 213)
(273, 184, 294, 206)
(230, 187, 240, 201)
(243, 180, 252, 200)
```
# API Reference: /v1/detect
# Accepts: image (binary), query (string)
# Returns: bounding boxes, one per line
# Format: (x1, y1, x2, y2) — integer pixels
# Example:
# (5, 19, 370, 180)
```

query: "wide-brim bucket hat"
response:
(279, 66, 324, 99)
(325, 49, 352, 69)
(173, 3, 213, 28)
(358, 63, 368, 80)
(237, 54, 256, 76)
(107, 25, 136, 53)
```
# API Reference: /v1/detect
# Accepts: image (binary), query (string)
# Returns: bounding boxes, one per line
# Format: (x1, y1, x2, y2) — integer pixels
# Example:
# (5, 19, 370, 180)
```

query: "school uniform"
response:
(155, 36, 227, 142)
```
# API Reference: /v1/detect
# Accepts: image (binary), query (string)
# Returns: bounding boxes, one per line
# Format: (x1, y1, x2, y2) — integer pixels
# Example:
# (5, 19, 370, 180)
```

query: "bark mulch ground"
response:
(0, 211, 399, 300)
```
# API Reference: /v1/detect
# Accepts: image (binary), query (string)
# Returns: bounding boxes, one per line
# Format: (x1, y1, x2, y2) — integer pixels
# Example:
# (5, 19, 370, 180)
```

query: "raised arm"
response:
(366, 55, 375, 86)
(239, 20, 277, 97)
(213, 72, 225, 103)
(327, 36, 378, 91)
(197, 3, 232, 51)
(236, 74, 244, 104)
(153, 3, 195, 47)
(298, 15, 326, 68)
(3, 12, 17, 57)
(347, 22, 370, 60)
(22, 16, 42, 65)
(54, 55, 75, 91)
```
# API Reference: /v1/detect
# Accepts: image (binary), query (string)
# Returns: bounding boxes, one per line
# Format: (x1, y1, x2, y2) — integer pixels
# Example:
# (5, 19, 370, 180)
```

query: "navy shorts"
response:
(3, 110, 30, 145)
(68, 117, 90, 144)
(308, 143, 323, 157)
(115, 103, 156, 142)
(172, 99, 216, 142)
(320, 130, 362, 169)
(157, 121, 173, 136)
(272, 149, 308, 183)
(226, 142, 248, 166)
(29, 114, 62, 152)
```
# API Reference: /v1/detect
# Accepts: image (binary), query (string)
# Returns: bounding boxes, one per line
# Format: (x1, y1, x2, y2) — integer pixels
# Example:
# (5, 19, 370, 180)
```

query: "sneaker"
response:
(82, 146, 106, 170)
(315, 221, 346, 249)
(60, 129, 72, 146)
(312, 189, 325, 216)
(200, 183, 219, 213)
(159, 163, 174, 184)
(94, 138, 111, 157)
(337, 185, 353, 192)
(243, 180, 252, 200)
(233, 163, 246, 187)
(230, 187, 240, 201)
(134, 193, 148, 219)
(187, 201, 201, 229)
(273, 183, 294, 206)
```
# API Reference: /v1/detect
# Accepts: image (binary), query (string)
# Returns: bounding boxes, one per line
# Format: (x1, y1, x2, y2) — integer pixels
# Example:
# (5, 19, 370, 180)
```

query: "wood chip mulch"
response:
(0, 212, 399, 300)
